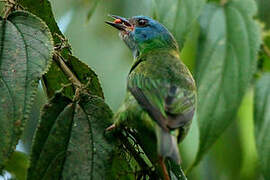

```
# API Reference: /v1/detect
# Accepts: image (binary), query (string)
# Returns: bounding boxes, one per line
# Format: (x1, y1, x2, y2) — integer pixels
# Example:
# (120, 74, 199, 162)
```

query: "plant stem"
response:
(53, 53, 82, 88)
(117, 132, 150, 171)
(220, 0, 228, 6)
(263, 44, 270, 59)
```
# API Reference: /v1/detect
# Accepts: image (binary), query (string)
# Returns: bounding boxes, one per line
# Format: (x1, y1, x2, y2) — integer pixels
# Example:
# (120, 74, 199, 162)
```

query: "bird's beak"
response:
(105, 15, 133, 32)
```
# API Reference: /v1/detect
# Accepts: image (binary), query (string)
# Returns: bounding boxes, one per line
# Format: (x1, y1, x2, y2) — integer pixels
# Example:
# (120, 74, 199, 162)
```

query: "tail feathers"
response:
(156, 126, 181, 164)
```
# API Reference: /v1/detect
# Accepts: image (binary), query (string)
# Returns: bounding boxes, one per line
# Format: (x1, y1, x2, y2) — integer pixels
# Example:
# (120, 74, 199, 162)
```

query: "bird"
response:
(106, 15, 196, 179)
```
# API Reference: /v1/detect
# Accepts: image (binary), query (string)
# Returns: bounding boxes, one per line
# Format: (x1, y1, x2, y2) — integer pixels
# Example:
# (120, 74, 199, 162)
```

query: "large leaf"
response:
(18, 0, 104, 100)
(27, 92, 115, 180)
(153, 0, 205, 49)
(27, 93, 71, 179)
(0, 11, 53, 167)
(18, 0, 72, 99)
(18, 0, 64, 43)
(193, 0, 261, 166)
(62, 92, 114, 179)
(254, 73, 270, 179)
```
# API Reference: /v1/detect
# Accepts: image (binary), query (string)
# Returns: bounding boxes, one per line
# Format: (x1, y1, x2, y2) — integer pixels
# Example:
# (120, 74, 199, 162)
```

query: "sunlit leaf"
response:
(0, 11, 53, 168)
(153, 0, 205, 49)
(254, 73, 270, 180)
(4, 151, 29, 180)
(193, 0, 261, 166)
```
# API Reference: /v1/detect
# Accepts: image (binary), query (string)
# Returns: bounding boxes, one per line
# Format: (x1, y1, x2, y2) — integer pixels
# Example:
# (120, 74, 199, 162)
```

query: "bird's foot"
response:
(159, 156, 170, 180)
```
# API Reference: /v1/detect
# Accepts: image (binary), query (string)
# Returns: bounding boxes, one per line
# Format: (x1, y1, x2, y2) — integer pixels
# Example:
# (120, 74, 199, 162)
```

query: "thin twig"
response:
(53, 52, 82, 88)
(2, 0, 20, 18)
(263, 44, 270, 59)
(117, 132, 150, 171)
(220, 0, 227, 6)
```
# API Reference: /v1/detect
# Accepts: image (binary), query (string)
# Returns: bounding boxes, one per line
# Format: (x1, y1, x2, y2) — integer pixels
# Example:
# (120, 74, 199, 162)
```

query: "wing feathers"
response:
(128, 86, 170, 132)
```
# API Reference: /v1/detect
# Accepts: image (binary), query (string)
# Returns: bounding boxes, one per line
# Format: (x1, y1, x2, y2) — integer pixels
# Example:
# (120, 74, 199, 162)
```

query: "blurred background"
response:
(1, 0, 269, 179)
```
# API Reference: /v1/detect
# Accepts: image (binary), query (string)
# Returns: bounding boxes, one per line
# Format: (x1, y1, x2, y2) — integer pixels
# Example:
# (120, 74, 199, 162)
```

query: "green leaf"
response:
(0, 11, 53, 167)
(4, 151, 29, 180)
(43, 54, 104, 99)
(18, 0, 75, 99)
(42, 60, 75, 99)
(86, 0, 99, 20)
(254, 73, 270, 179)
(67, 55, 104, 98)
(27, 92, 115, 180)
(27, 92, 71, 179)
(193, 0, 261, 166)
(18, 0, 64, 44)
(153, 0, 205, 49)
(62, 92, 114, 179)
(18, 0, 104, 100)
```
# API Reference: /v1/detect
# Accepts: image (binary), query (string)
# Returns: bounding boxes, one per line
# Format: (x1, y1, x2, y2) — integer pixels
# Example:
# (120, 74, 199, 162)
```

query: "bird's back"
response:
(130, 49, 195, 92)
(128, 49, 196, 131)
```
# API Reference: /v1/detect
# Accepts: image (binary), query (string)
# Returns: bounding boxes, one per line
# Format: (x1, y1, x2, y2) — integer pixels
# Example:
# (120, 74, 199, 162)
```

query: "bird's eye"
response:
(138, 19, 148, 26)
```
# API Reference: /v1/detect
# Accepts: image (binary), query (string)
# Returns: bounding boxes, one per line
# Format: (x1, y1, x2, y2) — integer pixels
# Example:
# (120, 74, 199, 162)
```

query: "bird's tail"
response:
(156, 126, 181, 164)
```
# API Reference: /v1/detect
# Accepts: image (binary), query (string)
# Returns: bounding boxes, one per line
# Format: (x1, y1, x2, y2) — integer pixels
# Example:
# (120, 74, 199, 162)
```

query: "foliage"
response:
(193, 0, 261, 166)
(254, 73, 270, 180)
(0, 0, 269, 179)
(27, 91, 115, 180)
(0, 10, 53, 168)
(153, 0, 205, 50)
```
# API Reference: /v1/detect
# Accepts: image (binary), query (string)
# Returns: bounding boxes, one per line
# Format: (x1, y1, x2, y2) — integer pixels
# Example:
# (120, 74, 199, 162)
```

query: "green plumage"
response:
(107, 15, 196, 164)
(116, 49, 196, 163)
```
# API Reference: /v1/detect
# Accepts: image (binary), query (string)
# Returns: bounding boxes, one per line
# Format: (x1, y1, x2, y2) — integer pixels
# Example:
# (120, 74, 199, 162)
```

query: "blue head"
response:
(106, 15, 178, 57)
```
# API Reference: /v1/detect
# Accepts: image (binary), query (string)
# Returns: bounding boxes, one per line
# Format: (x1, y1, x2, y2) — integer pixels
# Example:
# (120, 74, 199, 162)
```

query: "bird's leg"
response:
(159, 156, 170, 180)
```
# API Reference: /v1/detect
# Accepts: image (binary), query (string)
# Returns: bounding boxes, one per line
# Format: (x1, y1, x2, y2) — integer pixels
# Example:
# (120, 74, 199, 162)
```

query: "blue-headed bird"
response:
(106, 15, 196, 179)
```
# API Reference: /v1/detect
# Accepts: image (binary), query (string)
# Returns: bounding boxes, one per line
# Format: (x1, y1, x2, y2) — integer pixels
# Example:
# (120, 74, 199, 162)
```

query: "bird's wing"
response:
(127, 72, 196, 132)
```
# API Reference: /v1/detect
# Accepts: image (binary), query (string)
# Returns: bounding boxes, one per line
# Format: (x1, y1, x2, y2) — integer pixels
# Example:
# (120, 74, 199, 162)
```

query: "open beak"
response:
(105, 15, 133, 32)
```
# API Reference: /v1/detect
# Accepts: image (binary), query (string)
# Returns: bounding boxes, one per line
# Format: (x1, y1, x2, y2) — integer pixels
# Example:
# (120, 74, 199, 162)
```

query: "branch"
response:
(117, 132, 149, 170)
(220, 0, 228, 6)
(263, 44, 270, 59)
(116, 131, 159, 179)
(53, 52, 82, 88)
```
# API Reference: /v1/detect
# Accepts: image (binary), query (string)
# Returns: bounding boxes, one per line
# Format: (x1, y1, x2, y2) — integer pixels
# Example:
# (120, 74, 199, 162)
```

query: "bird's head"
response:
(106, 15, 178, 57)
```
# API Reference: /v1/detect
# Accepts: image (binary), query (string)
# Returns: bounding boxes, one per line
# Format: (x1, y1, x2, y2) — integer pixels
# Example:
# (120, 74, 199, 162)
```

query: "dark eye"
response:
(138, 19, 147, 26)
